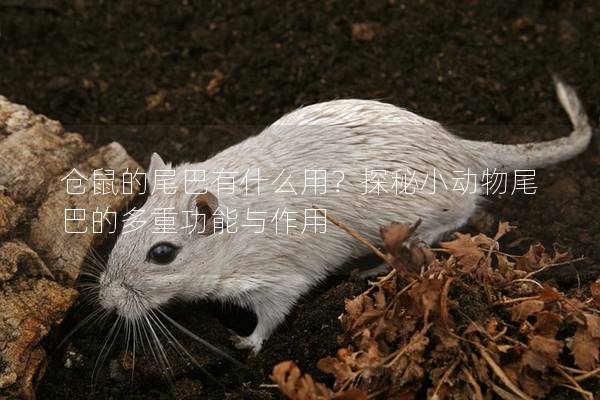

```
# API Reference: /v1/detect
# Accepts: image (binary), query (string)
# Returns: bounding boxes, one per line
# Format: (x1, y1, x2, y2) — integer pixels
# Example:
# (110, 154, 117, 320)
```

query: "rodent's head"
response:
(98, 153, 229, 320)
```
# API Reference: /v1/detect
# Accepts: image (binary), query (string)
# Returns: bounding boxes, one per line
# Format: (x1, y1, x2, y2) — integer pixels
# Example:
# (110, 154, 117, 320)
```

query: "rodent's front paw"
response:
(229, 332, 263, 354)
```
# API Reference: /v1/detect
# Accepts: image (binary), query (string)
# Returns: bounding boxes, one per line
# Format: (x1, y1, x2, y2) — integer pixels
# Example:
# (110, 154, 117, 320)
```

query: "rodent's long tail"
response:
(477, 77, 592, 172)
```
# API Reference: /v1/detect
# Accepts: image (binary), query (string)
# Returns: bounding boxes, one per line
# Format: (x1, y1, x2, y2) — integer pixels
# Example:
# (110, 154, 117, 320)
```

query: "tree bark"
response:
(0, 95, 141, 399)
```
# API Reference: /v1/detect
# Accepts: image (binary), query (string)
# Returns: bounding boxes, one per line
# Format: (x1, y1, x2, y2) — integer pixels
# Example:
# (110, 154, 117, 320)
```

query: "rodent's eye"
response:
(147, 242, 178, 264)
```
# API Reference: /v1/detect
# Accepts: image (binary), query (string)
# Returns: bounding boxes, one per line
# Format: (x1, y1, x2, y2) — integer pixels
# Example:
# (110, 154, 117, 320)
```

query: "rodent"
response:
(98, 77, 591, 354)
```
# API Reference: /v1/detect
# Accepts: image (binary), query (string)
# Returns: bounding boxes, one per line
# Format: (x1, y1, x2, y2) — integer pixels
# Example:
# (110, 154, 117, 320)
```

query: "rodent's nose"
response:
(99, 281, 128, 313)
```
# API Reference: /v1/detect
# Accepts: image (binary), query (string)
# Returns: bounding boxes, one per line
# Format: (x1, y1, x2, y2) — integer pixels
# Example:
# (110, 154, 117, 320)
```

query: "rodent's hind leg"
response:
(230, 293, 295, 354)
(230, 331, 263, 353)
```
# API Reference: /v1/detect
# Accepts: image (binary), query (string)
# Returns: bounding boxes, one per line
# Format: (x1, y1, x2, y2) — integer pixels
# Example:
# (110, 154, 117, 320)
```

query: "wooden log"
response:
(0, 95, 141, 399)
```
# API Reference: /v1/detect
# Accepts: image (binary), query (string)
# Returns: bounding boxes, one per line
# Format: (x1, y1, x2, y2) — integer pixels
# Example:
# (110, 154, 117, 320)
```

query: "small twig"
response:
(461, 365, 484, 400)
(368, 268, 397, 291)
(378, 275, 416, 296)
(491, 326, 508, 341)
(478, 347, 533, 400)
(559, 384, 594, 400)
(313, 206, 389, 263)
(524, 256, 586, 279)
(491, 295, 540, 306)
(367, 386, 389, 399)
(504, 236, 536, 248)
(560, 364, 587, 374)
(459, 317, 507, 345)
(383, 323, 432, 367)
(503, 278, 544, 290)
(500, 335, 528, 347)
(491, 383, 525, 400)
(447, 330, 480, 348)
(582, 308, 600, 320)
(440, 277, 453, 325)
(556, 366, 593, 400)
(575, 367, 600, 382)
(431, 359, 460, 398)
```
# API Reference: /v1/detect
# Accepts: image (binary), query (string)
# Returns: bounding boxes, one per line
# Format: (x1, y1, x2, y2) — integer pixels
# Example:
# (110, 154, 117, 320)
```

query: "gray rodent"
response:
(98, 77, 591, 354)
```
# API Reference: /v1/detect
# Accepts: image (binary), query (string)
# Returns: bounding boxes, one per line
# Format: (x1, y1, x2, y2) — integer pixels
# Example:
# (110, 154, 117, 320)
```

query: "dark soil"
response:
(0, 0, 598, 398)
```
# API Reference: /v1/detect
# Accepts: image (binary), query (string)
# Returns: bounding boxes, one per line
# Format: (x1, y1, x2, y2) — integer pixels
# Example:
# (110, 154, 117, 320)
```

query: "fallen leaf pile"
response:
(272, 220, 600, 399)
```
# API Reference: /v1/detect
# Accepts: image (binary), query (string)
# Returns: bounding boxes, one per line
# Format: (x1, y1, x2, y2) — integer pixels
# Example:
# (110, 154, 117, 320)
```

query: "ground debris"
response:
(271, 361, 368, 400)
(273, 220, 599, 399)
(206, 70, 224, 96)
(351, 22, 381, 41)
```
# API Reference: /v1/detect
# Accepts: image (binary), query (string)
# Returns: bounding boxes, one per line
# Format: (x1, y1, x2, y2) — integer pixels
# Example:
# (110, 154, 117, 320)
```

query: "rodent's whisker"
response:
(123, 317, 131, 375)
(147, 310, 217, 381)
(57, 307, 105, 349)
(130, 317, 138, 383)
(147, 312, 186, 376)
(79, 270, 101, 280)
(156, 309, 246, 369)
(83, 254, 103, 267)
(76, 290, 99, 303)
(143, 314, 173, 380)
(138, 319, 156, 372)
(84, 251, 105, 271)
(128, 295, 168, 380)
(89, 246, 106, 263)
(91, 316, 123, 386)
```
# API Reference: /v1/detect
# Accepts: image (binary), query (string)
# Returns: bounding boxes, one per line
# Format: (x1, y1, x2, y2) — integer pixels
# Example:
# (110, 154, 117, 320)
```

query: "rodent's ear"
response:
(147, 152, 167, 188)
(195, 191, 219, 234)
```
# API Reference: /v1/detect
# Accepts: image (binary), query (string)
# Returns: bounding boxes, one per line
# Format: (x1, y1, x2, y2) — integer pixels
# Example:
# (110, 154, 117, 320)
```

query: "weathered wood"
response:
(0, 95, 141, 399)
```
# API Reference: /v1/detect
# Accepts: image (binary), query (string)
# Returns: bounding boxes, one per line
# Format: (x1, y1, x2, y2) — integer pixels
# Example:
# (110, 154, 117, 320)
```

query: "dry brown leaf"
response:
(345, 295, 365, 319)
(571, 327, 599, 371)
(380, 220, 430, 273)
(381, 222, 415, 253)
(521, 335, 562, 372)
(533, 311, 562, 337)
(408, 278, 443, 322)
(496, 253, 516, 273)
(272, 360, 368, 400)
(518, 371, 551, 398)
(494, 221, 516, 241)
(398, 360, 424, 386)
(584, 313, 600, 338)
(350, 307, 382, 332)
(515, 243, 573, 272)
(511, 300, 545, 321)
(317, 355, 354, 387)
(440, 233, 485, 271)
(537, 285, 563, 304)
(515, 243, 546, 270)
